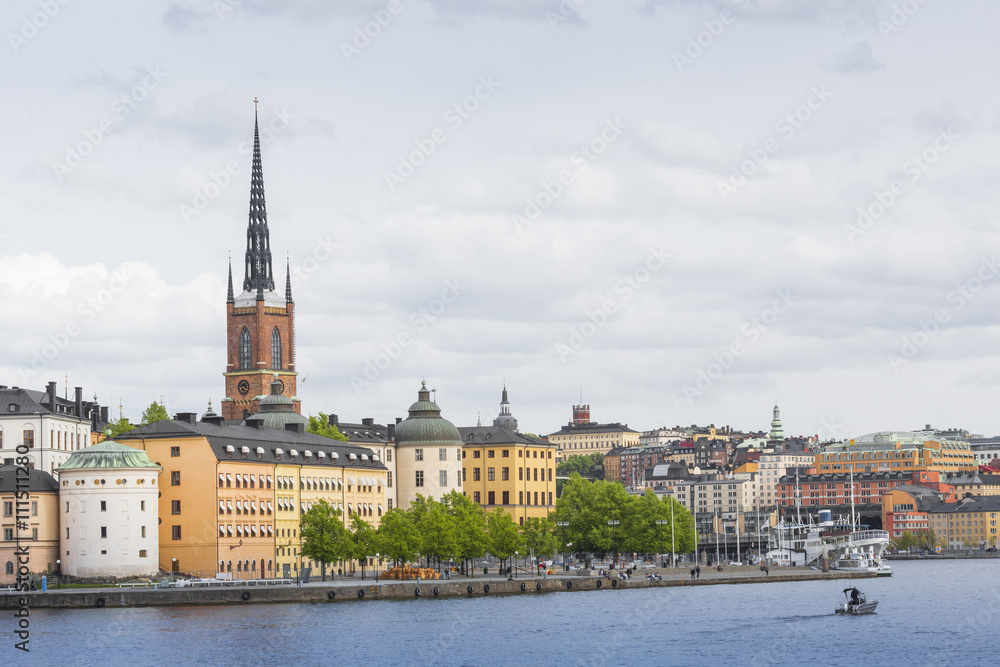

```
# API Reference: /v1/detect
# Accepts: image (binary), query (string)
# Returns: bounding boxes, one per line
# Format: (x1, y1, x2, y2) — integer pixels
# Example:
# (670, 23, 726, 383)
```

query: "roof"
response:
(0, 464, 58, 493)
(0, 385, 88, 420)
(929, 496, 1000, 514)
(547, 422, 639, 437)
(887, 485, 947, 511)
(115, 419, 387, 471)
(337, 421, 390, 445)
(57, 440, 160, 471)
(943, 472, 1000, 486)
(394, 382, 462, 446)
(458, 425, 552, 447)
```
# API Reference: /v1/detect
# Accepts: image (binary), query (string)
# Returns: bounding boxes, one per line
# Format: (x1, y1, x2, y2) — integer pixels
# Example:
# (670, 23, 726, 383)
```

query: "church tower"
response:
(221, 105, 299, 420)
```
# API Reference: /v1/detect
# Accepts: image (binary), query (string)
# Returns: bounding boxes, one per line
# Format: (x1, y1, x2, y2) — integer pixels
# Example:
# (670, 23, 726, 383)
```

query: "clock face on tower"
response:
(238, 379, 250, 395)
(276, 379, 285, 394)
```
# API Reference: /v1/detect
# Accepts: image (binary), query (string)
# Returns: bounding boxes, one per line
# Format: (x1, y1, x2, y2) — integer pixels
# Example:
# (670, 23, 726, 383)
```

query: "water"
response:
(10, 560, 998, 666)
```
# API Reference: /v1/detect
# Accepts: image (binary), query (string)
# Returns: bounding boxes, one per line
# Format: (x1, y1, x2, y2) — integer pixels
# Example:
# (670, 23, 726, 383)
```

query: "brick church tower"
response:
(221, 107, 300, 420)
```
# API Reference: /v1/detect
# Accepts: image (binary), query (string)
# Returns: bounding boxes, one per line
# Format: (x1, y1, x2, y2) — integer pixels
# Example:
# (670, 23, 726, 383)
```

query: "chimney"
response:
(47, 381, 57, 411)
(100, 406, 109, 424)
(74, 387, 83, 418)
(572, 404, 591, 424)
(285, 422, 305, 434)
(175, 412, 197, 425)
(202, 415, 224, 427)
(328, 414, 339, 426)
(362, 417, 374, 427)
(387, 424, 395, 441)
(395, 417, 402, 424)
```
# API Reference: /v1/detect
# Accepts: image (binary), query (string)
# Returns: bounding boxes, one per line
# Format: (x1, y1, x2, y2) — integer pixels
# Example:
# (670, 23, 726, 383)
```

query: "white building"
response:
(0, 382, 105, 477)
(393, 382, 463, 509)
(57, 440, 161, 578)
(756, 448, 815, 509)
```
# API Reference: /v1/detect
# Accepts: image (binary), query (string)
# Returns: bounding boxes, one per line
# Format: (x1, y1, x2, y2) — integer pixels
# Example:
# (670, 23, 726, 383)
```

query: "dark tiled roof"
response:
(338, 421, 390, 445)
(458, 426, 551, 446)
(0, 464, 58, 493)
(115, 419, 387, 471)
(547, 422, 639, 437)
(929, 496, 1000, 514)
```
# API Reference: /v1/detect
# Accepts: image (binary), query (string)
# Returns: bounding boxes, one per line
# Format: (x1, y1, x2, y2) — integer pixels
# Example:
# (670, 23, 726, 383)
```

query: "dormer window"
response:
(274, 448, 283, 460)
(226, 445, 234, 458)
(289, 449, 298, 460)
(241, 446, 250, 459)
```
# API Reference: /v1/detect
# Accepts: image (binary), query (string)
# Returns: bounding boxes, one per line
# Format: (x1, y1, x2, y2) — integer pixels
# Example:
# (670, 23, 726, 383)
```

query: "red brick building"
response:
(221, 111, 299, 420)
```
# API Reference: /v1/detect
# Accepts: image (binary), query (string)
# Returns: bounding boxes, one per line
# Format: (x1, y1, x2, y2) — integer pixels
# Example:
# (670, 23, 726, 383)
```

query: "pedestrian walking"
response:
(695, 565, 701, 579)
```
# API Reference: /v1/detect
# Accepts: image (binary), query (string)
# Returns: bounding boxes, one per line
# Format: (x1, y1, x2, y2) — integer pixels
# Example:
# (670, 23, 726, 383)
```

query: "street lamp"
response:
(171, 557, 177, 583)
(655, 520, 669, 568)
(514, 551, 518, 579)
(375, 553, 380, 583)
(56, 559, 61, 590)
(607, 520, 620, 569)
(556, 521, 570, 571)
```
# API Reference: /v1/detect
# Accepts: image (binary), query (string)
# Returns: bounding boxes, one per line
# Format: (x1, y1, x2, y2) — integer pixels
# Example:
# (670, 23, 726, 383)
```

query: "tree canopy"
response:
(306, 412, 349, 442)
(140, 401, 169, 426)
(300, 500, 354, 579)
(106, 416, 135, 438)
(556, 453, 604, 478)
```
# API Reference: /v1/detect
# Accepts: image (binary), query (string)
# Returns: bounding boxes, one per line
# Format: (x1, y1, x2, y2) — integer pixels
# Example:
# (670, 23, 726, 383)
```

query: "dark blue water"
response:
(7, 560, 998, 666)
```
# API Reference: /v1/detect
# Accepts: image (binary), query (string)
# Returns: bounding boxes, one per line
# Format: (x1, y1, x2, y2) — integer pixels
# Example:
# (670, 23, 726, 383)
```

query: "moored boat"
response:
(835, 587, 879, 615)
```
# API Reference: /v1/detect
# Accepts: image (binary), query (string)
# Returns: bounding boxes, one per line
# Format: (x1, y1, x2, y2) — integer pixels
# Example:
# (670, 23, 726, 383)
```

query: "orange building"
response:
(816, 433, 976, 475)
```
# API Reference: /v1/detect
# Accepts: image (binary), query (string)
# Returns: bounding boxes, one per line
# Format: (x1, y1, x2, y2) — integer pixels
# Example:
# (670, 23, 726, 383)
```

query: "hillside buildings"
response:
(547, 405, 639, 462)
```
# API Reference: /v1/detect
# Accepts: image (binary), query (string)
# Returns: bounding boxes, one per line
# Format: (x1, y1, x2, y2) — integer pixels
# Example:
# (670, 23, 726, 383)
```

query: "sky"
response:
(2, 0, 999, 441)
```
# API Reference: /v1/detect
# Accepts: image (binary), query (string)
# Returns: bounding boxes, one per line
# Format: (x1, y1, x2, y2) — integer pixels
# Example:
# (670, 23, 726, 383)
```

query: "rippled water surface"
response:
(11, 560, 998, 666)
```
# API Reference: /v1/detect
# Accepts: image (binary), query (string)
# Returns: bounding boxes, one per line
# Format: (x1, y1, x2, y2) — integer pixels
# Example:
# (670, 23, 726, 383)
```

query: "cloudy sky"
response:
(3, 0, 999, 440)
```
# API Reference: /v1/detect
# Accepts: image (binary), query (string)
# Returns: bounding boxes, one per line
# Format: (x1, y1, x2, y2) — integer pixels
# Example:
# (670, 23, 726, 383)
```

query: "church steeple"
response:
(285, 257, 293, 303)
(226, 258, 234, 304)
(493, 380, 518, 431)
(243, 100, 275, 295)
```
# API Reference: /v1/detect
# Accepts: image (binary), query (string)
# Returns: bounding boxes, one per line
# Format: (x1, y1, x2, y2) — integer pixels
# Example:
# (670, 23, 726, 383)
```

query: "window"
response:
(387, 471, 393, 488)
(171, 471, 180, 486)
(387, 449, 392, 462)
(519, 467, 523, 481)
(502, 467, 509, 481)
(271, 327, 282, 370)
(415, 449, 424, 462)
(473, 491, 481, 503)
(533, 468, 538, 482)
(488, 450, 495, 458)
(548, 492, 553, 505)
(473, 468, 481, 482)
(100, 500, 107, 512)
(549, 468, 553, 482)
(488, 467, 495, 481)
(473, 451, 481, 459)
(171, 500, 181, 515)
(141, 526, 146, 538)
(2, 502, 10, 517)
(519, 491, 523, 505)
(139, 550, 147, 558)
(462, 468, 466, 482)
(502, 491, 509, 505)
(3, 529, 12, 541)
(240, 327, 252, 369)
(439, 448, 447, 461)
(172, 525, 182, 540)
(170, 446, 180, 457)
(100, 527, 107, 538)
(415, 471, 424, 487)
(23, 429, 34, 448)
(440, 470, 447, 486)
(487, 491, 495, 505)
(31, 501, 37, 516)
(140, 500, 146, 511)
(502, 450, 509, 458)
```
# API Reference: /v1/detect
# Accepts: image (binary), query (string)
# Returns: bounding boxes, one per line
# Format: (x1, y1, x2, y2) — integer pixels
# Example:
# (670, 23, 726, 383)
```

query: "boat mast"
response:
(795, 468, 802, 525)
(849, 469, 856, 530)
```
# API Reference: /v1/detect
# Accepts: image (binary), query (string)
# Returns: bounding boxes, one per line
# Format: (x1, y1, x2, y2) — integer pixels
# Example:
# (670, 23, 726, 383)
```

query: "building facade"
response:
(393, 382, 463, 509)
(928, 496, 1000, 549)
(1, 465, 59, 585)
(547, 406, 639, 463)
(816, 432, 976, 475)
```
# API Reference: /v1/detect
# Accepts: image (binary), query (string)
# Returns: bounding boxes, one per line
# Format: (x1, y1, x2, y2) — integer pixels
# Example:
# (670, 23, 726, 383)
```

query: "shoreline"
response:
(1, 568, 874, 609)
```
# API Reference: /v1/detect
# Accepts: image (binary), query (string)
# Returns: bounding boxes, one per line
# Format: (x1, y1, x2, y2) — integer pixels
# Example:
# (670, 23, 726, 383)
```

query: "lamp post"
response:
(514, 551, 518, 579)
(556, 521, 569, 571)
(56, 559, 61, 590)
(171, 558, 177, 583)
(655, 520, 669, 568)
(607, 520, 620, 569)
(670, 499, 676, 568)
(375, 553, 380, 583)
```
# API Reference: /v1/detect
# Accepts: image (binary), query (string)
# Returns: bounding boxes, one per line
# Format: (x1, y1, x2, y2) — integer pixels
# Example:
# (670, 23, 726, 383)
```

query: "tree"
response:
(446, 490, 488, 577)
(896, 531, 914, 552)
(349, 515, 377, 579)
(106, 417, 135, 438)
(486, 507, 523, 572)
(521, 516, 558, 570)
(375, 508, 420, 567)
(557, 453, 604, 478)
(140, 401, 169, 426)
(412, 496, 457, 571)
(300, 500, 354, 581)
(306, 412, 349, 442)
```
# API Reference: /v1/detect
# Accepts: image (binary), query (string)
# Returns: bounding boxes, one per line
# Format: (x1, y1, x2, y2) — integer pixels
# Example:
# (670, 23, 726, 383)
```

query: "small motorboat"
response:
(835, 587, 878, 615)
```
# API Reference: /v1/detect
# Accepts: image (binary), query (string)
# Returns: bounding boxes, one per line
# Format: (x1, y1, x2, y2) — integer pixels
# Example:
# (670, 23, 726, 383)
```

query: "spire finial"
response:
(227, 255, 235, 303)
(243, 102, 274, 295)
(285, 254, 293, 303)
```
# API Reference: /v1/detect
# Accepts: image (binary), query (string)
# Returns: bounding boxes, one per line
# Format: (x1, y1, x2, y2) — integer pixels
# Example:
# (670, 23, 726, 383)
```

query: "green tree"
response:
(306, 413, 349, 442)
(521, 516, 558, 570)
(487, 508, 523, 572)
(140, 401, 169, 426)
(106, 417, 135, 438)
(300, 500, 354, 581)
(349, 515, 377, 579)
(896, 531, 914, 552)
(446, 490, 488, 577)
(557, 453, 604, 478)
(413, 496, 457, 571)
(375, 508, 420, 567)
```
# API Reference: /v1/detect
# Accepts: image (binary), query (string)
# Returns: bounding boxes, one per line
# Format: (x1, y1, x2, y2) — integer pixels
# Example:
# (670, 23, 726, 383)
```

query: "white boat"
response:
(830, 545, 893, 577)
(835, 587, 879, 615)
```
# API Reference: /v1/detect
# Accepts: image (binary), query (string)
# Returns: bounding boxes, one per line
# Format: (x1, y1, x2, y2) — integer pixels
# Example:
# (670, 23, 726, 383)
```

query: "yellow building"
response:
(816, 433, 976, 475)
(459, 427, 556, 525)
(116, 410, 387, 579)
(547, 405, 640, 463)
(1, 465, 60, 585)
(941, 472, 1000, 498)
(928, 496, 1000, 549)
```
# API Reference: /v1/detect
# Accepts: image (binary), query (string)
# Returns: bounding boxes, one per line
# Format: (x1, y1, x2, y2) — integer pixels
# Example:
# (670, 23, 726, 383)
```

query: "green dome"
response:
(244, 375, 308, 430)
(58, 440, 160, 470)
(395, 381, 462, 445)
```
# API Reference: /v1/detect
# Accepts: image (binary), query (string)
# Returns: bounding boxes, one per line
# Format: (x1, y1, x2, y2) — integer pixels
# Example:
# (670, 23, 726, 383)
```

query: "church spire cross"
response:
(227, 256, 234, 303)
(243, 100, 275, 295)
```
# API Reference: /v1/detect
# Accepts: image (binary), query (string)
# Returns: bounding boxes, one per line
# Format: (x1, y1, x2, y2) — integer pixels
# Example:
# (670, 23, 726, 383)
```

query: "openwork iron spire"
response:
(243, 100, 275, 294)
(227, 257, 234, 303)
(285, 257, 293, 303)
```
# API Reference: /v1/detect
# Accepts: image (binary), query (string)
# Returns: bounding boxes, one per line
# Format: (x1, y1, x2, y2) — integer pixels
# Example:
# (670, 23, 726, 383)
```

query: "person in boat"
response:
(849, 588, 861, 605)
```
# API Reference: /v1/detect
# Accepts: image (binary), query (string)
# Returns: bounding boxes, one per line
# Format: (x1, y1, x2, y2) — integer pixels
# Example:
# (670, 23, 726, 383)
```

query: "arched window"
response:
(4, 561, 13, 575)
(271, 327, 282, 370)
(239, 327, 252, 370)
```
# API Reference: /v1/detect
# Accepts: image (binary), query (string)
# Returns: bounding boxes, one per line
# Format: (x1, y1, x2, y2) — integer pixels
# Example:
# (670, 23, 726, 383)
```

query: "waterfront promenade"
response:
(0, 565, 873, 609)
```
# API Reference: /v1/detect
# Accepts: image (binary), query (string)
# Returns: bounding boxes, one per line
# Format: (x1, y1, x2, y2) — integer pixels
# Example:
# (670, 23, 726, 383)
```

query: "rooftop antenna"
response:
(119, 396, 123, 420)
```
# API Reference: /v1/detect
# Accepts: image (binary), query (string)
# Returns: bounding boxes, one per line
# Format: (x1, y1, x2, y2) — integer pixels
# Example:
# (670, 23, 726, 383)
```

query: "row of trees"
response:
(299, 474, 696, 578)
